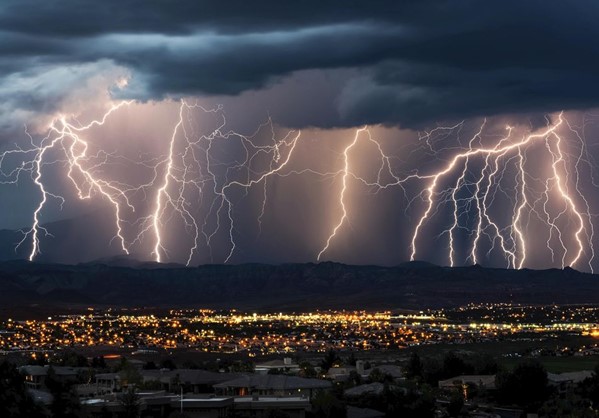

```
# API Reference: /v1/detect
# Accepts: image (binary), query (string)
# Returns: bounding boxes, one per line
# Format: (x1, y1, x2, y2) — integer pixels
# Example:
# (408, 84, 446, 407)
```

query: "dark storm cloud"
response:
(1, 0, 599, 129)
(0, 1, 428, 36)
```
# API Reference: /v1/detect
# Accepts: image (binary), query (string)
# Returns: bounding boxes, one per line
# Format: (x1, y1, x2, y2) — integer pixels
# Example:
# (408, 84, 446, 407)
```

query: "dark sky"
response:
(2, 1, 599, 130)
(0, 1, 598, 270)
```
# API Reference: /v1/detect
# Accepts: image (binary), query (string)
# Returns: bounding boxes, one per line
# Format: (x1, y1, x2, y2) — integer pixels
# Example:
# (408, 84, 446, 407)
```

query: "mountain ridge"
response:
(0, 260, 597, 318)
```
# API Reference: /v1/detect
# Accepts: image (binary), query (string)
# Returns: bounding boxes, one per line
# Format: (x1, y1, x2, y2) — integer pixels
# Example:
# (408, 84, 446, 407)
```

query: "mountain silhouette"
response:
(0, 260, 597, 318)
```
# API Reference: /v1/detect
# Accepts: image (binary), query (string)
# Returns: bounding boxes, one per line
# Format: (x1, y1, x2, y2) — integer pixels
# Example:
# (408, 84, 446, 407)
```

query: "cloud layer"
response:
(1, 1, 599, 130)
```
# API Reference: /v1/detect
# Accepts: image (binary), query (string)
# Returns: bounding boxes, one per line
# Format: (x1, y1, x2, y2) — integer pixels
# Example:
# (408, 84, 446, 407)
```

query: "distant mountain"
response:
(79, 255, 184, 269)
(0, 229, 29, 261)
(0, 212, 129, 264)
(0, 261, 597, 318)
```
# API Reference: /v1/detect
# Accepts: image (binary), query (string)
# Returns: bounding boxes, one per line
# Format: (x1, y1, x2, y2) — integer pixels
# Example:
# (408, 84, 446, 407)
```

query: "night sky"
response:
(0, 1, 598, 270)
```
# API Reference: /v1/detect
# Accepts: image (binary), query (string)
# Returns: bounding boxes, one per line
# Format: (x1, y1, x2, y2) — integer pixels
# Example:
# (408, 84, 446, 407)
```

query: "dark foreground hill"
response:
(0, 260, 598, 317)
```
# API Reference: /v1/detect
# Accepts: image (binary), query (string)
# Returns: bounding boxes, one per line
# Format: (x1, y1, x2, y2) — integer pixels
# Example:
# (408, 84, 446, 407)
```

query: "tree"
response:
(231, 361, 254, 373)
(320, 349, 340, 372)
(0, 361, 45, 418)
(442, 352, 473, 379)
(539, 392, 596, 418)
(447, 390, 464, 417)
(143, 361, 158, 370)
(386, 385, 436, 418)
(45, 365, 83, 418)
(421, 357, 443, 386)
(348, 371, 362, 387)
(312, 391, 347, 418)
(56, 351, 89, 368)
(346, 353, 357, 367)
(119, 387, 141, 418)
(405, 353, 423, 380)
(473, 354, 498, 375)
(495, 360, 550, 410)
(346, 383, 435, 418)
(299, 361, 317, 378)
(160, 358, 177, 370)
(117, 359, 142, 387)
(91, 356, 107, 370)
(578, 363, 599, 409)
(170, 374, 182, 394)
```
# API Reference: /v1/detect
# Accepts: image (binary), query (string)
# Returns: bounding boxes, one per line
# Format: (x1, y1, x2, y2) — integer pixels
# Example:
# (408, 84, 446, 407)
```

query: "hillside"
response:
(0, 261, 597, 318)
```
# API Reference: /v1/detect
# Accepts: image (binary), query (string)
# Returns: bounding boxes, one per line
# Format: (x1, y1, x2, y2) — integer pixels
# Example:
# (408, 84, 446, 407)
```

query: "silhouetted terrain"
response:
(0, 212, 129, 264)
(0, 260, 597, 318)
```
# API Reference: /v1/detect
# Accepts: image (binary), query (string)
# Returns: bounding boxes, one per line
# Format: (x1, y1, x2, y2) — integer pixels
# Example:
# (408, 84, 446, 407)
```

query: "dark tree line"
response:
(404, 352, 498, 385)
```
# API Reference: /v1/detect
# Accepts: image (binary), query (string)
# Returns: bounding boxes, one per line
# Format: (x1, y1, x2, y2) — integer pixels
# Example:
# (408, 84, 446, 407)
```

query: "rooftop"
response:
(214, 375, 332, 390)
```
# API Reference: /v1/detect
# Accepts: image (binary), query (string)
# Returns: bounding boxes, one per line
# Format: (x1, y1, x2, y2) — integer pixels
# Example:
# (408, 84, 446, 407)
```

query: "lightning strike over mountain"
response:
(0, 99, 596, 271)
(2, 0, 599, 274)
(317, 127, 365, 261)
(127, 100, 304, 265)
(408, 113, 594, 271)
(1, 102, 136, 261)
(0, 100, 316, 266)
(317, 113, 595, 271)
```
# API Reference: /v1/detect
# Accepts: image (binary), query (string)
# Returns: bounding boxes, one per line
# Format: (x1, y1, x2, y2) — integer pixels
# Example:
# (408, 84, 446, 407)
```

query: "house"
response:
(371, 365, 403, 380)
(255, 357, 300, 375)
(234, 396, 311, 418)
(326, 365, 356, 381)
(548, 370, 593, 385)
(548, 370, 594, 392)
(214, 374, 331, 398)
(81, 391, 177, 418)
(346, 406, 386, 418)
(172, 395, 233, 418)
(95, 372, 122, 393)
(344, 382, 385, 398)
(20, 365, 80, 390)
(140, 369, 242, 393)
(82, 393, 310, 418)
(438, 375, 496, 391)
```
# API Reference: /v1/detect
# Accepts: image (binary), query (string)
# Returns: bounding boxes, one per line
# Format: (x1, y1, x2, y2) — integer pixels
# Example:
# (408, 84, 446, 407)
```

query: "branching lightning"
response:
(318, 113, 596, 271)
(1, 100, 596, 271)
(1, 101, 136, 261)
(129, 100, 304, 265)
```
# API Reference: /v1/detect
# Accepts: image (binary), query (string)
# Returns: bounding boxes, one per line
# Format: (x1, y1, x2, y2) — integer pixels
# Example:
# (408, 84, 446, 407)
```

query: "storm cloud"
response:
(1, 1, 599, 129)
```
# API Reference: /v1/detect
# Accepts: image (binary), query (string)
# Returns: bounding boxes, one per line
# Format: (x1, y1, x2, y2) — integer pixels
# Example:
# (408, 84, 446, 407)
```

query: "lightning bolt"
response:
(1, 99, 595, 272)
(319, 112, 595, 271)
(408, 112, 595, 270)
(317, 128, 364, 261)
(317, 127, 406, 261)
(2, 101, 136, 261)
(139, 100, 303, 265)
(151, 103, 184, 264)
